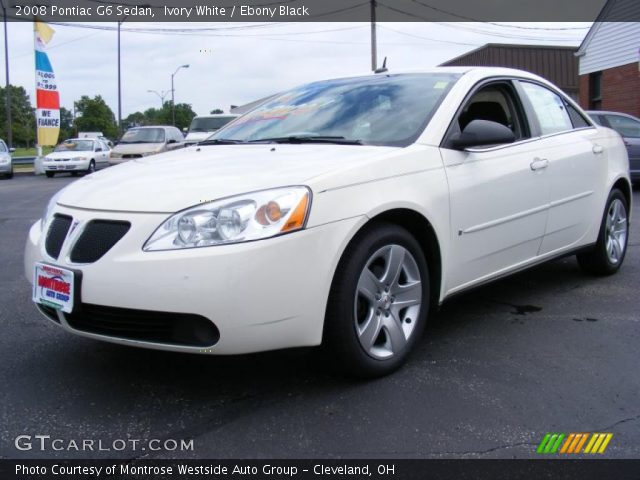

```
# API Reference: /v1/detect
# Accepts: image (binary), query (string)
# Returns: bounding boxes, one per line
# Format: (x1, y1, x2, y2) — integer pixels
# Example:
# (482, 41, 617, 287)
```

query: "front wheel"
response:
(323, 222, 430, 377)
(86, 160, 95, 174)
(577, 189, 629, 275)
(45, 171, 54, 178)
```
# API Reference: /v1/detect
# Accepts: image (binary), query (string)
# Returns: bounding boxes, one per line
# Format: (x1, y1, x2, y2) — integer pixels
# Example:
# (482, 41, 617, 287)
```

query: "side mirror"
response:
(9, 147, 15, 153)
(167, 139, 177, 144)
(449, 119, 515, 150)
(95, 147, 103, 152)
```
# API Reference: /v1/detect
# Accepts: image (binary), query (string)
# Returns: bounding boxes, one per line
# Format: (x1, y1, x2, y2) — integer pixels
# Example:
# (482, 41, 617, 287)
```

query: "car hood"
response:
(112, 143, 164, 154)
(45, 151, 91, 160)
(57, 144, 400, 212)
(185, 132, 213, 142)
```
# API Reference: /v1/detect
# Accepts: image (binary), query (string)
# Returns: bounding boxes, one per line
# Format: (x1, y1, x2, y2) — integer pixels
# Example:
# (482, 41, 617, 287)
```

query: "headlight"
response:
(110, 153, 122, 159)
(143, 186, 311, 251)
(70, 156, 86, 162)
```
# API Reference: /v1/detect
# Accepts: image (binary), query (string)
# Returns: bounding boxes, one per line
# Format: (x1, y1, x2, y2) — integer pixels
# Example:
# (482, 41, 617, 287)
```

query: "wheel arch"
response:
(371, 209, 443, 310)
(329, 208, 443, 312)
(611, 177, 632, 215)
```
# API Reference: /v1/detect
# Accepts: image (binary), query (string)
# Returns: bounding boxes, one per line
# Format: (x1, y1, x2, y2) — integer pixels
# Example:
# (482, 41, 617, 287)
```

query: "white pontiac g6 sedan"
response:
(25, 68, 631, 377)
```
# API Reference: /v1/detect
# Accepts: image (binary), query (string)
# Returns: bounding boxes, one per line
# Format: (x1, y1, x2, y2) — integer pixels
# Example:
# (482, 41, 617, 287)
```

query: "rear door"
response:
(517, 81, 603, 255)
(440, 80, 550, 290)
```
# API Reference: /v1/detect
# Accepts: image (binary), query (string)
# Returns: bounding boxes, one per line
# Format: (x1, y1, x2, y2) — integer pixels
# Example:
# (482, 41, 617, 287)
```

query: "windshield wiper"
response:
(247, 136, 362, 145)
(197, 138, 246, 145)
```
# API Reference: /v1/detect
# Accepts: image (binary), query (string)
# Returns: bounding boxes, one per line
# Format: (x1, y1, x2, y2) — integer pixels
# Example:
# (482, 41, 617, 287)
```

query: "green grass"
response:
(11, 146, 54, 157)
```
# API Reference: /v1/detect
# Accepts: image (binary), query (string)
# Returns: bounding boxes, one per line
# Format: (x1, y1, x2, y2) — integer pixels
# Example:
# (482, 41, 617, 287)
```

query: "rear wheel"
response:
(45, 171, 54, 178)
(577, 189, 629, 275)
(323, 222, 430, 377)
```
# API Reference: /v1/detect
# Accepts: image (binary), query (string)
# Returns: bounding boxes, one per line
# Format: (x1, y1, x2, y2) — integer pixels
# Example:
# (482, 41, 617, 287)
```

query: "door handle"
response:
(592, 144, 604, 154)
(530, 158, 549, 171)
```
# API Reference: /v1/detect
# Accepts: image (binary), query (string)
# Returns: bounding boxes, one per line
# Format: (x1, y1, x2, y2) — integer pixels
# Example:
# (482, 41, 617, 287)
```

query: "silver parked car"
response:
(110, 126, 185, 165)
(0, 139, 14, 179)
(588, 111, 640, 184)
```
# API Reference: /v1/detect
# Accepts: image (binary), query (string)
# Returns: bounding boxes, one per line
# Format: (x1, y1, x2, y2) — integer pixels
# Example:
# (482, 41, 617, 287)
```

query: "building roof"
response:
(576, 0, 640, 57)
(441, 43, 578, 67)
(440, 43, 579, 93)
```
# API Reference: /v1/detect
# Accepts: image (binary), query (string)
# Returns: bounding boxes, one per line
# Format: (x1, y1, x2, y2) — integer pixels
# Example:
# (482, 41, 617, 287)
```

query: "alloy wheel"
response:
(605, 198, 628, 265)
(354, 244, 422, 359)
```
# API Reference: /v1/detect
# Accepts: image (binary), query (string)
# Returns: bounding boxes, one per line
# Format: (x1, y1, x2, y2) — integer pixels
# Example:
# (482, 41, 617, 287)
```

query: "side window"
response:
(456, 83, 528, 141)
(520, 82, 573, 135)
(564, 102, 590, 129)
(604, 115, 640, 138)
(0, 141, 6, 153)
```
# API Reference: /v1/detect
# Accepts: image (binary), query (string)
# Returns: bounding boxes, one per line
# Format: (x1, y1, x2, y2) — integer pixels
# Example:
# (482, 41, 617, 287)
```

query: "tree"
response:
(210, 108, 223, 114)
(123, 111, 146, 129)
(74, 95, 118, 139)
(171, 103, 197, 130)
(59, 107, 74, 140)
(122, 101, 196, 131)
(0, 85, 36, 147)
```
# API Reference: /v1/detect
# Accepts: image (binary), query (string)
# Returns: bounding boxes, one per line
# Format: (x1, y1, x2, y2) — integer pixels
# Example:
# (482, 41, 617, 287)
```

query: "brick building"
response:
(576, 0, 640, 117)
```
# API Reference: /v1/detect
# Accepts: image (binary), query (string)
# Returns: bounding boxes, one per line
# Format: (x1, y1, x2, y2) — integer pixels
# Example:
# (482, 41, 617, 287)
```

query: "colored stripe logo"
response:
(537, 433, 613, 454)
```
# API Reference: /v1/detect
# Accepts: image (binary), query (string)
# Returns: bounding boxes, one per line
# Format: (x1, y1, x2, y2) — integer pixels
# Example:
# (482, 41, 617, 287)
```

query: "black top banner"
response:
(3, 0, 640, 22)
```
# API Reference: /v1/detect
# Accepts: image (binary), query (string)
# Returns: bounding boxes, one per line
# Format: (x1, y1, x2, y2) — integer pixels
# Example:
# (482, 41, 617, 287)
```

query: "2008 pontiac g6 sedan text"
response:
(25, 67, 631, 377)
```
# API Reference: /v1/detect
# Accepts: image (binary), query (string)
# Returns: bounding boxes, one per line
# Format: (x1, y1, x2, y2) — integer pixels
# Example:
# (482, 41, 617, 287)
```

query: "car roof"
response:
(311, 66, 545, 81)
(194, 114, 239, 118)
(586, 110, 639, 119)
(127, 125, 178, 130)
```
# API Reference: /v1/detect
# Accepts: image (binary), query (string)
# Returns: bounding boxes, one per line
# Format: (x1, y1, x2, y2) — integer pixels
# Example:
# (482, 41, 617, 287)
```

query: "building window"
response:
(589, 71, 602, 110)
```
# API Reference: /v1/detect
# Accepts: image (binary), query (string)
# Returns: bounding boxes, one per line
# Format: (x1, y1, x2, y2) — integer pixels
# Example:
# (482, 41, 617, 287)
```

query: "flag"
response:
(34, 20, 60, 146)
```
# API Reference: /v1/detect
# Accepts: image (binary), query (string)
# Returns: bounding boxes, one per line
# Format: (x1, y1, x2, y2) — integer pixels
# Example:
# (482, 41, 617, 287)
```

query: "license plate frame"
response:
(33, 262, 81, 314)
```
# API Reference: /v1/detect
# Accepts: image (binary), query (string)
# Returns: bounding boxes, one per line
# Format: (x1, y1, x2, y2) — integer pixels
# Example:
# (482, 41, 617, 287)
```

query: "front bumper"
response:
(0, 162, 11, 173)
(25, 204, 361, 354)
(43, 160, 89, 171)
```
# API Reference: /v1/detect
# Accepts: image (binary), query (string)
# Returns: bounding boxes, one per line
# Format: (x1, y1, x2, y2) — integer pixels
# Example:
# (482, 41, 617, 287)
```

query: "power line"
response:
(408, 0, 589, 30)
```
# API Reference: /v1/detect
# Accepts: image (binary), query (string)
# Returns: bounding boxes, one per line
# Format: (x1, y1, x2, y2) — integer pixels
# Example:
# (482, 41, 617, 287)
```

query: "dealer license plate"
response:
(33, 263, 75, 313)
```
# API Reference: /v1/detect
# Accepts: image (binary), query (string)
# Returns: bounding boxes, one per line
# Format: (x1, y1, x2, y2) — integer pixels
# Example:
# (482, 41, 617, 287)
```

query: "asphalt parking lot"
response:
(1, 173, 638, 460)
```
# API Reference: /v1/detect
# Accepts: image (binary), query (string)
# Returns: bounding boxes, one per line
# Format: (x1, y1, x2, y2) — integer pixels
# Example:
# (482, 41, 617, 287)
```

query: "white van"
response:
(184, 114, 239, 146)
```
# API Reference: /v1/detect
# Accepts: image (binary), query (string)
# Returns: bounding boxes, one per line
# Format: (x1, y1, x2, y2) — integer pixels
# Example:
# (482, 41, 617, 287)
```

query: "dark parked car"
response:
(588, 111, 640, 184)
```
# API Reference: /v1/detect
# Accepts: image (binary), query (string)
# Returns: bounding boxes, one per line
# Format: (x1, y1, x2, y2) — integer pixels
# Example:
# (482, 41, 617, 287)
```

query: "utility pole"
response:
(370, 0, 377, 72)
(170, 64, 189, 126)
(117, 15, 128, 136)
(2, 1, 12, 148)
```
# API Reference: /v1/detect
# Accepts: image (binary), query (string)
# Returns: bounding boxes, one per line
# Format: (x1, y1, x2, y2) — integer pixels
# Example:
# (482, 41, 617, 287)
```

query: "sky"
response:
(3, 20, 590, 119)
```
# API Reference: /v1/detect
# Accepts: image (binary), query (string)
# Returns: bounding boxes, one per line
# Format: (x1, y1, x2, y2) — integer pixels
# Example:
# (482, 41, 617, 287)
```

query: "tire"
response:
(577, 189, 629, 275)
(45, 171, 54, 178)
(323, 222, 430, 378)
(86, 160, 95, 174)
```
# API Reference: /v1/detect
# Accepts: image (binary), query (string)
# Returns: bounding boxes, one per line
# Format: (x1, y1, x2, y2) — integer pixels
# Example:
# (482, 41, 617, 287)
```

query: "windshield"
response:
(119, 128, 165, 144)
(189, 116, 236, 132)
(54, 140, 94, 152)
(211, 73, 460, 146)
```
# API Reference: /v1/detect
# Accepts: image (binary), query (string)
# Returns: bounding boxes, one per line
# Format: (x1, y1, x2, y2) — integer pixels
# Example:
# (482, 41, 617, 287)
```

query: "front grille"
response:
(70, 220, 130, 263)
(45, 214, 72, 259)
(65, 304, 219, 347)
